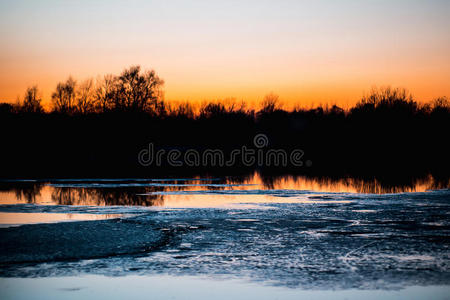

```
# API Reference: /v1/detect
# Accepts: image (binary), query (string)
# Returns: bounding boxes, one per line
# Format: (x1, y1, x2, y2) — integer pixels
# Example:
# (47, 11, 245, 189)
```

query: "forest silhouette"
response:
(0, 66, 449, 182)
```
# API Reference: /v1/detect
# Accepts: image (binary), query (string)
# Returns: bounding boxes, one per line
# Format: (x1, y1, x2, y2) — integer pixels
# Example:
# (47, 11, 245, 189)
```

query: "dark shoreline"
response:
(2, 87, 449, 181)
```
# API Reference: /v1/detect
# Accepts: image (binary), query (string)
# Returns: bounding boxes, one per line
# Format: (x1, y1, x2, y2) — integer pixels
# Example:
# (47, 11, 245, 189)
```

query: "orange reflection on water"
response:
(160, 194, 353, 208)
(0, 212, 122, 227)
(237, 173, 443, 194)
(0, 173, 447, 209)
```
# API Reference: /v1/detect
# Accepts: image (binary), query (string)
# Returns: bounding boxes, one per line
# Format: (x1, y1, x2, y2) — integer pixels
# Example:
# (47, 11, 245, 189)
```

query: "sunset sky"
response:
(1, 0, 449, 108)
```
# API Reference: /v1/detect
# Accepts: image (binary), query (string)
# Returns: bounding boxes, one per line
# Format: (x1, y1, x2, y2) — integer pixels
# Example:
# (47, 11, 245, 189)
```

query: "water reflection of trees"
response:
(50, 187, 164, 206)
(257, 173, 450, 194)
(49, 181, 226, 206)
(0, 173, 448, 206)
(14, 184, 43, 203)
(0, 182, 44, 203)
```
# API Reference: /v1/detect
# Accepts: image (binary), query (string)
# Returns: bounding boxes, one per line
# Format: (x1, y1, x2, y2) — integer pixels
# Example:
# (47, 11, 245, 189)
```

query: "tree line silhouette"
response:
(3, 66, 164, 115)
(0, 65, 449, 180)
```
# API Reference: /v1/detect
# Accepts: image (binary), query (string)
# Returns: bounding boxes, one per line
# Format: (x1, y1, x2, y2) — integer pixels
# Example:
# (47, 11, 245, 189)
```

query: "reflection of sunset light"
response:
(160, 194, 353, 208)
(0, 212, 121, 227)
(238, 172, 439, 194)
(0, 173, 445, 209)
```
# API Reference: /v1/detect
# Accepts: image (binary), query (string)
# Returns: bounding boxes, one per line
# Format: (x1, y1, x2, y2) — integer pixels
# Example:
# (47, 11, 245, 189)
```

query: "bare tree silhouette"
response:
(76, 78, 96, 114)
(352, 87, 417, 115)
(20, 86, 44, 113)
(51, 77, 77, 113)
(260, 93, 282, 114)
(115, 65, 164, 113)
(95, 74, 118, 112)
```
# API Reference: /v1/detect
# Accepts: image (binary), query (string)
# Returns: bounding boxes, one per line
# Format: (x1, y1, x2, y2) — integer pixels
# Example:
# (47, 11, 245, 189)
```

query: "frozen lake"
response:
(0, 175, 449, 298)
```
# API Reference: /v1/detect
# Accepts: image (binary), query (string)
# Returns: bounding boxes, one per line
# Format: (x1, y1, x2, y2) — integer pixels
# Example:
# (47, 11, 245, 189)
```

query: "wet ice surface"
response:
(0, 180, 449, 290)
